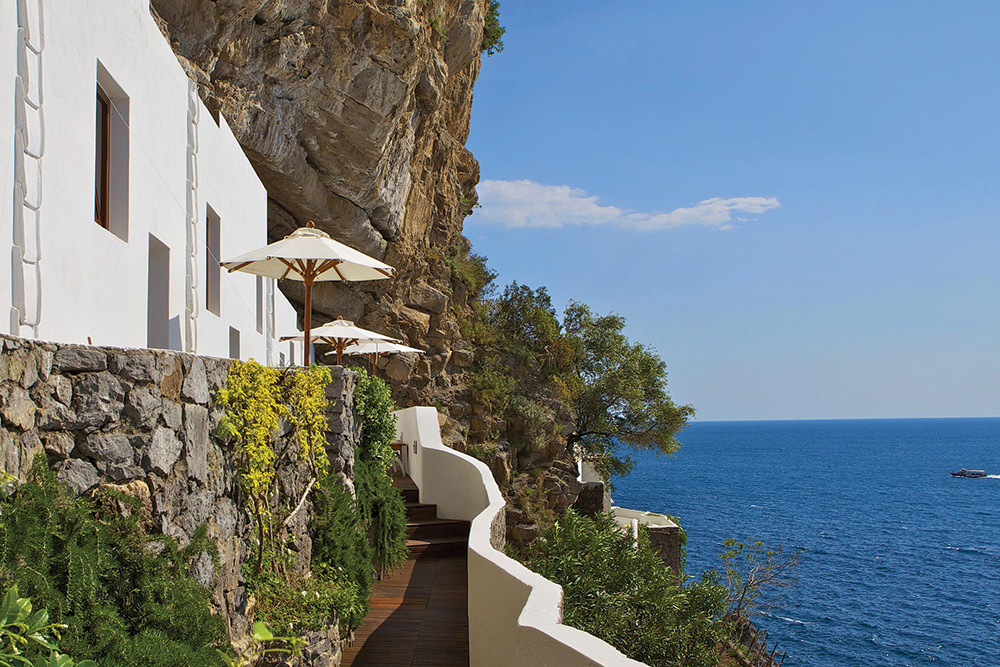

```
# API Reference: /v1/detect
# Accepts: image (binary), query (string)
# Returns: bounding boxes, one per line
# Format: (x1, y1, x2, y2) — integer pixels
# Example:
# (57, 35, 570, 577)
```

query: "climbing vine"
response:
(353, 368, 398, 470)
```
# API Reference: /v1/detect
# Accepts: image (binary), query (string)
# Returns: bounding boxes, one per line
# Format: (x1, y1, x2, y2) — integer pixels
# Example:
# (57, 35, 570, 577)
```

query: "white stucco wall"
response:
(2, 0, 300, 364)
(1, 0, 16, 317)
(395, 406, 649, 667)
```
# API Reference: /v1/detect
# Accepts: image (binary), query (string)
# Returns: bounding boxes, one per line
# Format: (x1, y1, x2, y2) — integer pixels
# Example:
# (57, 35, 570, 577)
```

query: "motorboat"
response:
(950, 469, 988, 478)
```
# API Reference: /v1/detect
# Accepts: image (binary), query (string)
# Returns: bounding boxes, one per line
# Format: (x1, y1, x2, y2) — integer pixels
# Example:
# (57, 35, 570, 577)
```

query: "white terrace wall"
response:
(2, 0, 299, 363)
(395, 406, 649, 667)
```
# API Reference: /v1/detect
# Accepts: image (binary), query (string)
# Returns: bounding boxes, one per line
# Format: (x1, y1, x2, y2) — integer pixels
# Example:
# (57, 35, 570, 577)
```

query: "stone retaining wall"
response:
(0, 334, 357, 659)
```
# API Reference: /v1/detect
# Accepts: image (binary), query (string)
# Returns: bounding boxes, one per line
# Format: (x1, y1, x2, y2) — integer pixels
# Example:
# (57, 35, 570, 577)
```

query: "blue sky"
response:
(464, 1, 1000, 421)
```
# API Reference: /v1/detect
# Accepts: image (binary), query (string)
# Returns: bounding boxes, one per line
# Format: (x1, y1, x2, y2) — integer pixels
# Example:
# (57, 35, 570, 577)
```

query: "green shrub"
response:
(465, 442, 501, 462)
(519, 510, 727, 667)
(0, 585, 98, 667)
(469, 356, 516, 413)
(310, 478, 373, 632)
(505, 396, 551, 452)
(353, 461, 409, 577)
(353, 368, 398, 471)
(0, 459, 227, 667)
(350, 368, 409, 577)
(492, 283, 561, 366)
(249, 567, 361, 637)
(445, 245, 497, 298)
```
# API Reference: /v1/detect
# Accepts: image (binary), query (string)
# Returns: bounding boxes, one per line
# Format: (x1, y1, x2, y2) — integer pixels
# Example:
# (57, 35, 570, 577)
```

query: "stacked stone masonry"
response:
(0, 334, 357, 662)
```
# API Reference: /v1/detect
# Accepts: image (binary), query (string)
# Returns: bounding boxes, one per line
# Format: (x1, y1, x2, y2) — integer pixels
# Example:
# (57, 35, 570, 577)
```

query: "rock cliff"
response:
(151, 0, 486, 410)
(152, 0, 585, 545)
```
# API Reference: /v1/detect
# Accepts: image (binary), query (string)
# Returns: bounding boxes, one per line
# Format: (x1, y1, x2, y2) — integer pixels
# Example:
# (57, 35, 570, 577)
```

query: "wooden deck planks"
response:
(341, 554, 469, 667)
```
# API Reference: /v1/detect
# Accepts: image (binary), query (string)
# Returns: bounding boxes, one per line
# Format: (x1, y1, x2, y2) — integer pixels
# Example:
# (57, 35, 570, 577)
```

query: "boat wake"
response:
(987, 475, 1000, 479)
(763, 612, 813, 625)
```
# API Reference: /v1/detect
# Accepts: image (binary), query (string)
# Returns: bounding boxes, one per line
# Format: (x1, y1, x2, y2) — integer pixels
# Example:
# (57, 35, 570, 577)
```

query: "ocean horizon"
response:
(612, 416, 1000, 667)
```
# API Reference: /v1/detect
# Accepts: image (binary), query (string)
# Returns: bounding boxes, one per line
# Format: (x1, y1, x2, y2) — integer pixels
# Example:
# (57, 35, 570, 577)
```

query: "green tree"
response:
(718, 539, 800, 621)
(491, 282, 562, 366)
(562, 301, 694, 479)
(482, 1, 505, 55)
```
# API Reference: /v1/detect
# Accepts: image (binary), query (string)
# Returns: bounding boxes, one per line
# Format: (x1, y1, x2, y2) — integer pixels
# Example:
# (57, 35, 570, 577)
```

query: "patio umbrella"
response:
(338, 340, 424, 377)
(281, 318, 400, 365)
(221, 221, 394, 364)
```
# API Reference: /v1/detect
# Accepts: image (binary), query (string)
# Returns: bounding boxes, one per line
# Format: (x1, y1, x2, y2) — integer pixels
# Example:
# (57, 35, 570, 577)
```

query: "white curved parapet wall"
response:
(395, 407, 649, 667)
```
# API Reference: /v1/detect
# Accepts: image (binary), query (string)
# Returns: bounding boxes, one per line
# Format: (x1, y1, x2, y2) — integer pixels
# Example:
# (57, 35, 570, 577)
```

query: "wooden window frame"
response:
(95, 85, 111, 229)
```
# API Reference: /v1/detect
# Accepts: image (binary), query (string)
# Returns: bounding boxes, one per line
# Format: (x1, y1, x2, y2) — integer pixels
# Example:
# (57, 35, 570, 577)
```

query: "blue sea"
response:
(612, 418, 1000, 667)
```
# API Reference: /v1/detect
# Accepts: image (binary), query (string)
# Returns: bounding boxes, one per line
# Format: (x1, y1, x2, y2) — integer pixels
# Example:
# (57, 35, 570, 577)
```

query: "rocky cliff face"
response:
(152, 1, 585, 545)
(151, 0, 486, 411)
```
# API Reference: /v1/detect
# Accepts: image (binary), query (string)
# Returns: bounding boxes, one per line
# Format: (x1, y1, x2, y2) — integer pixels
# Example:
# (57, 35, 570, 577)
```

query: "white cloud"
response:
(473, 179, 780, 231)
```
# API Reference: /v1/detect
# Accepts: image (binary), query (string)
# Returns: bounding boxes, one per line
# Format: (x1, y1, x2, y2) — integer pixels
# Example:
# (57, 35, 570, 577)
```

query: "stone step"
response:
(406, 518, 471, 540)
(406, 536, 468, 558)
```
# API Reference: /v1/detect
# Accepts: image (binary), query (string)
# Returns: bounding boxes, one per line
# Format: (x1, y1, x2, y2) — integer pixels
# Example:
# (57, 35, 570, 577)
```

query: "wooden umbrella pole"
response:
(303, 273, 313, 366)
(369, 352, 377, 376)
(336, 340, 344, 366)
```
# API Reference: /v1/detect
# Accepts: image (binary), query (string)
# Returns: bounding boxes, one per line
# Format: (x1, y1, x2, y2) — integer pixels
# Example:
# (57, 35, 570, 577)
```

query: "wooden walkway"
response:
(341, 475, 470, 666)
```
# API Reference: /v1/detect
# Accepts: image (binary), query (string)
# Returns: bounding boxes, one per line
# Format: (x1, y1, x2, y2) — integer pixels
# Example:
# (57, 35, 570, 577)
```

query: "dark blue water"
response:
(612, 418, 1000, 667)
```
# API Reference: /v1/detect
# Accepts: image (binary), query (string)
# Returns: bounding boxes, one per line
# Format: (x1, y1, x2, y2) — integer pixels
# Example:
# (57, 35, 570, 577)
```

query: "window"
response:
(94, 62, 129, 240)
(229, 327, 241, 360)
(206, 206, 220, 315)
(95, 86, 110, 229)
(256, 276, 264, 333)
(147, 235, 170, 349)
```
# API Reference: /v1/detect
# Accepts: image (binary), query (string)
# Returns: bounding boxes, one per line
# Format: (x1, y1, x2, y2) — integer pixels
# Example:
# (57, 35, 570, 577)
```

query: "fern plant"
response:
(0, 458, 227, 667)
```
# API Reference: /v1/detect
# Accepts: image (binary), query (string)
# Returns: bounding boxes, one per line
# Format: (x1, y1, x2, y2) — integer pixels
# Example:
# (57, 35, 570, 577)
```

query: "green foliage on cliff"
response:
(519, 509, 728, 667)
(353, 461, 409, 578)
(718, 538, 801, 621)
(248, 565, 361, 637)
(0, 458, 227, 667)
(446, 244, 496, 299)
(482, 1, 506, 55)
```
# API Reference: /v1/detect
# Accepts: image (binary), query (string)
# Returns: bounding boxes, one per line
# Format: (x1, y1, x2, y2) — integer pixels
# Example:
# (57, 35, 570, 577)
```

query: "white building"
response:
(1, 0, 303, 365)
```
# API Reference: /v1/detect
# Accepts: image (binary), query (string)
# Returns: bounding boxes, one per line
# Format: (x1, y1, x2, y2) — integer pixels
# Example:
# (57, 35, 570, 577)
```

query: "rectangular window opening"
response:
(206, 206, 221, 316)
(95, 87, 110, 229)
(94, 62, 129, 241)
(147, 235, 169, 349)
(255, 276, 264, 334)
(229, 327, 241, 360)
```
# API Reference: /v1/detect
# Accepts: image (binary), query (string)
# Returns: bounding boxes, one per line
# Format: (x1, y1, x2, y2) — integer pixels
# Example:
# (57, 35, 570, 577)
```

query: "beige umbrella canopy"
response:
(338, 340, 424, 377)
(221, 221, 394, 364)
(281, 318, 399, 365)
